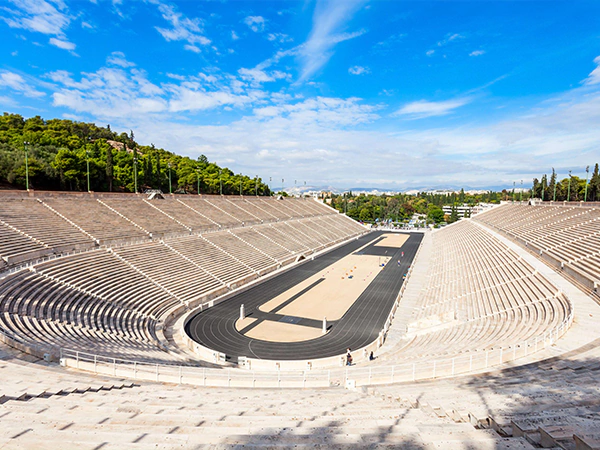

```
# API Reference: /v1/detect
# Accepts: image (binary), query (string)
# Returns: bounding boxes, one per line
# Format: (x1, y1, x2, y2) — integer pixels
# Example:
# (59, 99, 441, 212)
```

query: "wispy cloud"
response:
(49, 37, 75, 51)
(426, 50, 435, 57)
(0, 70, 45, 98)
(348, 65, 370, 75)
(106, 51, 135, 68)
(154, 1, 210, 51)
(298, 0, 367, 82)
(238, 68, 290, 86)
(3, 0, 76, 51)
(469, 50, 485, 57)
(437, 33, 464, 47)
(372, 33, 406, 55)
(582, 56, 600, 85)
(243, 16, 266, 33)
(267, 33, 293, 44)
(393, 98, 471, 119)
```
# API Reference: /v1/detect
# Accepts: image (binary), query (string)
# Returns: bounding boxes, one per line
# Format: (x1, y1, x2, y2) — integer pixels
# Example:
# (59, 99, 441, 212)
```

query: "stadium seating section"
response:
(474, 203, 600, 295)
(0, 193, 365, 361)
(392, 220, 571, 360)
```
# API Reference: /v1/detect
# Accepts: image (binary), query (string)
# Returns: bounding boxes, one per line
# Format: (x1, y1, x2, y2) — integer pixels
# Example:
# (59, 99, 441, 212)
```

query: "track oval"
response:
(185, 231, 422, 361)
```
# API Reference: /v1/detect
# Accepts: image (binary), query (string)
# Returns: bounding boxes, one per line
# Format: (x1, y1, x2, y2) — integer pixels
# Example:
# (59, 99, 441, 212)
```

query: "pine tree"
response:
(155, 151, 162, 191)
(549, 168, 557, 201)
(106, 147, 113, 192)
(450, 205, 459, 223)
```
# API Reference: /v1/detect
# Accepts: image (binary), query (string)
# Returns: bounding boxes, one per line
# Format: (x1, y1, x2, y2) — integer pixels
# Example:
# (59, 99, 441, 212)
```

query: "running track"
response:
(185, 231, 422, 361)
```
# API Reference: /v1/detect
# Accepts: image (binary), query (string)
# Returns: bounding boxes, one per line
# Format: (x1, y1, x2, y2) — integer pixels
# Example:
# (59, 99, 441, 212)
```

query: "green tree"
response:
(589, 163, 600, 202)
(427, 205, 445, 224)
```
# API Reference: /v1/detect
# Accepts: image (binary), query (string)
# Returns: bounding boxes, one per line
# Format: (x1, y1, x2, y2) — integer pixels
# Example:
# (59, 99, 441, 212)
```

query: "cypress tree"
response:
(106, 146, 113, 192)
(590, 163, 600, 202)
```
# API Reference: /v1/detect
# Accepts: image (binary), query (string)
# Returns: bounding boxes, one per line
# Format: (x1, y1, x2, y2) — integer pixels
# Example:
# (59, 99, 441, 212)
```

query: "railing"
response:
(58, 307, 573, 388)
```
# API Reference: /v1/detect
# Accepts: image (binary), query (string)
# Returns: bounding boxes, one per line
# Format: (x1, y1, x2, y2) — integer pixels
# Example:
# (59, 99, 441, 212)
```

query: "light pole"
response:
(281, 178, 284, 195)
(23, 141, 30, 191)
(219, 169, 223, 195)
(585, 166, 590, 202)
(239, 174, 242, 196)
(567, 170, 572, 202)
(512, 181, 515, 202)
(168, 162, 172, 194)
(269, 177, 272, 195)
(86, 149, 91, 192)
(197, 169, 201, 195)
(133, 157, 138, 193)
(255, 175, 258, 196)
(553, 168, 557, 202)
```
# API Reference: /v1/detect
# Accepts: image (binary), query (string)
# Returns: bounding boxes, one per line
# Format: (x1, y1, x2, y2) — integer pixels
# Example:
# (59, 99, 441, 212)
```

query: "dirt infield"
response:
(241, 320, 326, 342)
(232, 234, 404, 342)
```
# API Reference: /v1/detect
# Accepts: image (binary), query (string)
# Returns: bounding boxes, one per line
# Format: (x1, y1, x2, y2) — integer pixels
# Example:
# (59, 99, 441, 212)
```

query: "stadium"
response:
(3, 0, 600, 448)
(1, 189, 600, 448)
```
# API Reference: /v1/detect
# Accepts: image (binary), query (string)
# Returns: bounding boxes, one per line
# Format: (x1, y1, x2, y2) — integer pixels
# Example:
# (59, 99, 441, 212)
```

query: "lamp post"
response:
(219, 169, 223, 195)
(567, 170, 572, 202)
(197, 169, 201, 196)
(512, 181, 515, 202)
(23, 141, 30, 191)
(255, 175, 258, 196)
(239, 174, 242, 196)
(281, 178, 284, 195)
(168, 162, 172, 194)
(585, 166, 590, 202)
(553, 169, 557, 202)
(133, 157, 138, 193)
(86, 149, 91, 192)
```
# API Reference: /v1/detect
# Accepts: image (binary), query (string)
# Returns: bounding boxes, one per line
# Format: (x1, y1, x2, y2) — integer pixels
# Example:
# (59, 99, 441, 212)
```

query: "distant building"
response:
(442, 203, 497, 218)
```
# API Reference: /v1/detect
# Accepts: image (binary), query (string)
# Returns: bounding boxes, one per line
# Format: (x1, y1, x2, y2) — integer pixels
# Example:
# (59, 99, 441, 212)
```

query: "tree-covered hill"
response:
(0, 113, 270, 195)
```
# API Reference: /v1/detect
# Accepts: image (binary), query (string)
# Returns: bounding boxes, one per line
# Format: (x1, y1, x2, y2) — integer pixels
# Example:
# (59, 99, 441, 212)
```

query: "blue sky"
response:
(1, 0, 600, 190)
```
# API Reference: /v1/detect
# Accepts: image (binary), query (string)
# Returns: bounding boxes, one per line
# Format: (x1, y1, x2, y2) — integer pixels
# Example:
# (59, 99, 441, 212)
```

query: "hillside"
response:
(0, 113, 270, 195)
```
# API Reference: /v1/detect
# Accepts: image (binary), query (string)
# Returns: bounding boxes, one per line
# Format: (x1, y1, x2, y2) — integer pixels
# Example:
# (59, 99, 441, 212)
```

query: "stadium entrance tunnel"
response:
(183, 231, 423, 368)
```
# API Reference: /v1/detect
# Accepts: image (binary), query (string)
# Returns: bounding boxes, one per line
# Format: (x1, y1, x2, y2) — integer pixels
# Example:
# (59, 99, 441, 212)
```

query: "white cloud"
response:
(231, 30, 239, 40)
(106, 51, 135, 68)
(0, 70, 45, 98)
(298, 0, 367, 82)
(3, 0, 71, 36)
(49, 37, 75, 50)
(583, 56, 600, 86)
(348, 65, 370, 75)
(469, 50, 485, 57)
(426, 50, 435, 57)
(238, 68, 290, 85)
(267, 33, 293, 43)
(3, 0, 79, 52)
(243, 16, 266, 33)
(184, 44, 201, 53)
(154, 2, 210, 49)
(437, 33, 464, 47)
(394, 98, 471, 119)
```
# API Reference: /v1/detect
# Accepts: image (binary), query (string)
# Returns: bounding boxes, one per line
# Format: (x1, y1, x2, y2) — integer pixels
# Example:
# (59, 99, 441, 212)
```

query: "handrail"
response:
(56, 306, 573, 388)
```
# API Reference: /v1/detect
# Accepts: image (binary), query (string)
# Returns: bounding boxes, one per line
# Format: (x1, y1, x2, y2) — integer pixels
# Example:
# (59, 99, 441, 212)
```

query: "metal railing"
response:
(58, 306, 573, 389)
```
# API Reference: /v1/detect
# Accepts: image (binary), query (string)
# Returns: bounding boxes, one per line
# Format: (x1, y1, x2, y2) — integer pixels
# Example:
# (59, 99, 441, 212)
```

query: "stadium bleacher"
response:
(0, 192, 366, 362)
(474, 203, 600, 294)
(3, 194, 600, 448)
